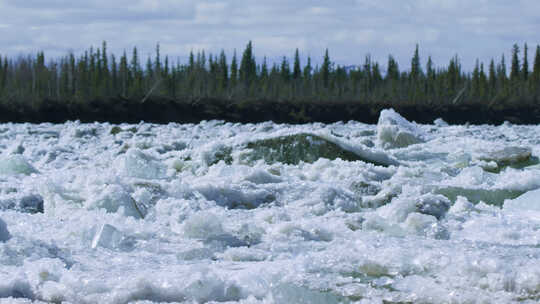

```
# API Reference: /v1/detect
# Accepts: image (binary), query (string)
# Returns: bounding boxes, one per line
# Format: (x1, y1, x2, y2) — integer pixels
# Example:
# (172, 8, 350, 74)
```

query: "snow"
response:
(0, 113, 539, 303)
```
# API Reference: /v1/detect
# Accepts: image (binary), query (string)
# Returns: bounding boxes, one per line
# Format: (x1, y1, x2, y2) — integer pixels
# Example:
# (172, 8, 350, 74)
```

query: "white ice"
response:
(377, 108, 424, 149)
(0, 217, 9, 242)
(0, 114, 539, 303)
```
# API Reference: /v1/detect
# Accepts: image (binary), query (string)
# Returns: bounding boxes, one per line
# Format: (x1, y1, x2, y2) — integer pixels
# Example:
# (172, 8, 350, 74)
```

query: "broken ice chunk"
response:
(19, 195, 44, 213)
(0, 155, 39, 175)
(0, 217, 11, 242)
(184, 212, 224, 239)
(479, 147, 536, 171)
(404, 213, 449, 239)
(91, 224, 123, 249)
(415, 194, 451, 220)
(117, 148, 166, 179)
(377, 109, 424, 149)
(86, 184, 144, 218)
(503, 188, 540, 212)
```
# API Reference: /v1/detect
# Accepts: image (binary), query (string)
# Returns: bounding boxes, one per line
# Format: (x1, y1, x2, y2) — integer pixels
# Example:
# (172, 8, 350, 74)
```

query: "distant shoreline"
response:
(1, 42, 539, 125)
(1, 97, 539, 125)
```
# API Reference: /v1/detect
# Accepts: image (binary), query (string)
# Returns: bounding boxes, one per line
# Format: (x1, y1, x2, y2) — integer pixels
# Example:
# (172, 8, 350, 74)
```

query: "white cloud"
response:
(306, 6, 332, 16)
(0, 0, 538, 70)
(195, 2, 229, 24)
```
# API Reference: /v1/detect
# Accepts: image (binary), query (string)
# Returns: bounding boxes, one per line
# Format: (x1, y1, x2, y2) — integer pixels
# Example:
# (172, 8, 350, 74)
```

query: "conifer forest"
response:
(0, 41, 539, 124)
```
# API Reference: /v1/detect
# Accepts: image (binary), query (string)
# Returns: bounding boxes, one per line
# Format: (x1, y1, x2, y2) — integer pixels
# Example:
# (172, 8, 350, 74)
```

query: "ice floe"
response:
(377, 108, 425, 149)
(0, 111, 539, 303)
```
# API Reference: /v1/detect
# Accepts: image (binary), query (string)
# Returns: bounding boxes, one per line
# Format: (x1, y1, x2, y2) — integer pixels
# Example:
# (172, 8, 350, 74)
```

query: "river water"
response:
(0, 109, 539, 303)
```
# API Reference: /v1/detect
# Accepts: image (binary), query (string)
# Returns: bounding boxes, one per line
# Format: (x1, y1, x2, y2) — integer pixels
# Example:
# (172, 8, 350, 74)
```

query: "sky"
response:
(0, 0, 538, 71)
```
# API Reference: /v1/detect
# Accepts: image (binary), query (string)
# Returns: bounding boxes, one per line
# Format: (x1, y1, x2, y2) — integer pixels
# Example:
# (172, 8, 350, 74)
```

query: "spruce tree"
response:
(120, 51, 128, 96)
(410, 44, 421, 80)
(386, 55, 400, 100)
(472, 59, 480, 97)
(130, 47, 138, 74)
(303, 56, 312, 80)
(59, 57, 69, 97)
(426, 56, 434, 78)
(498, 54, 507, 80)
(101, 42, 108, 75)
(269, 63, 280, 98)
(425, 56, 434, 96)
(218, 50, 228, 90)
(69, 53, 76, 95)
(146, 56, 153, 80)
(101, 41, 109, 95)
(280, 56, 290, 82)
(372, 62, 382, 88)
(409, 45, 423, 103)
(90, 48, 97, 97)
(207, 54, 216, 95)
(488, 59, 497, 96)
(257, 56, 268, 97)
(447, 55, 459, 93)
(510, 43, 520, 82)
(111, 54, 117, 93)
(293, 48, 301, 80)
(3, 57, 8, 92)
(96, 48, 103, 95)
(230, 50, 238, 88)
(36, 51, 46, 97)
(261, 56, 268, 79)
(523, 43, 529, 81)
(130, 46, 139, 88)
(496, 54, 508, 98)
(188, 51, 195, 73)
(96, 47, 102, 82)
(321, 49, 331, 88)
(534, 45, 540, 78)
(239, 41, 256, 86)
(386, 55, 399, 80)
(0, 56, 4, 93)
(80, 51, 89, 98)
(131, 47, 142, 95)
(533, 45, 540, 91)
(363, 55, 372, 92)
(164, 55, 169, 77)
(200, 50, 206, 70)
(155, 43, 161, 76)
(198, 51, 206, 95)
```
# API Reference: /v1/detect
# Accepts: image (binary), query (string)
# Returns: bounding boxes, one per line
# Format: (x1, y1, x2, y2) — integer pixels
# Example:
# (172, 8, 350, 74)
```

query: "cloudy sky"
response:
(0, 0, 538, 71)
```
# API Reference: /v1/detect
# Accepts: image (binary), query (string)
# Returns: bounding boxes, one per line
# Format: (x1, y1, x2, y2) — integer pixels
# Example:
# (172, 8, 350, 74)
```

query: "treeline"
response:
(0, 41, 539, 110)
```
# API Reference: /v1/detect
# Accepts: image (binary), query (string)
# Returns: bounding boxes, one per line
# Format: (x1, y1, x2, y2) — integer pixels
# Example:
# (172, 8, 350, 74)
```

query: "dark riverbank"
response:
(1, 98, 539, 125)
